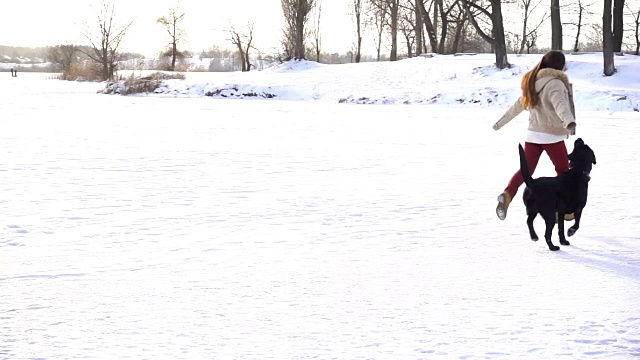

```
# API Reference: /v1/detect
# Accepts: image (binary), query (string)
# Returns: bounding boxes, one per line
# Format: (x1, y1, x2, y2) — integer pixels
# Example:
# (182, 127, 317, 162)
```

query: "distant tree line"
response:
(0, 46, 51, 62)
(2, 0, 639, 79)
(333, 0, 639, 74)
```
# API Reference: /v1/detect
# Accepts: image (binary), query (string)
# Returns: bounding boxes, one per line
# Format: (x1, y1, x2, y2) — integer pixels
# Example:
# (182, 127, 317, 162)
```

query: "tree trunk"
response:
(450, 3, 466, 53)
(573, 3, 583, 52)
(635, 9, 640, 55)
(376, 24, 383, 61)
(457, 3, 469, 52)
(295, 3, 306, 60)
(416, 0, 438, 52)
(373, 0, 385, 62)
(239, 46, 247, 72)
(355, 0, 362, 62)
(437, 0, 448, 54)
(551, 0, 563, 50)
(492, 0, 509, 69)
(295, 24, 304, 59)
(405, 31, 413, 58)
(519, 4, 529, 54)
(245, 48, 251, 71)
(423, 34, 428, 54)
(462, 0, 509, 68)
(234, 40, 246, 72)
(171, 20, 177, 71)
(171, 41, 177, 70)
(390, 0, 399, 61)
(451, 22, 463, 53)
(102, 47, 110, 81)
(612, 0, 625, 52)
(415, 2, 423, 56)
(314, 0, 322, 62)
(603, 0, 615, 76)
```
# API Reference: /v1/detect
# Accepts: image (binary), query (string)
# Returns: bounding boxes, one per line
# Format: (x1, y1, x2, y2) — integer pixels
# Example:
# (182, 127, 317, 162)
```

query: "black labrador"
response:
(519, 138, 597, 251)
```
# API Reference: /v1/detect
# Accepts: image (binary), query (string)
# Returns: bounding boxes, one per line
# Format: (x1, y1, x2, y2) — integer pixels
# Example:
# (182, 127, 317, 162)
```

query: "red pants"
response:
(505, 141, 569, 198)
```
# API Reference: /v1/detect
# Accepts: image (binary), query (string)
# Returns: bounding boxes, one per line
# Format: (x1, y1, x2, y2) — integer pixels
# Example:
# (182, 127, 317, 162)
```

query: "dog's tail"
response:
(519, 144, 534, 188)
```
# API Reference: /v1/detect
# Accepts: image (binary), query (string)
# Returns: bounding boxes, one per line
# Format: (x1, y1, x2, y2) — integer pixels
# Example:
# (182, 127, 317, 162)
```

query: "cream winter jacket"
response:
(493, 68, 576, 136)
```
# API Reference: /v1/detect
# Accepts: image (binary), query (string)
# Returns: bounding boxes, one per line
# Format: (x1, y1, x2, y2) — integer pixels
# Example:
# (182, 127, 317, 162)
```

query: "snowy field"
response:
(139, 53, 640, 111)
(1, 55, 640, 360)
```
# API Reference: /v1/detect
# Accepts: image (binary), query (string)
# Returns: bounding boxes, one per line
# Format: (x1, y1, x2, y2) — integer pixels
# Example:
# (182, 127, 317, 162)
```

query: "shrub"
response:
(99, 71, 185, 95)
(53, 62, 103, 81)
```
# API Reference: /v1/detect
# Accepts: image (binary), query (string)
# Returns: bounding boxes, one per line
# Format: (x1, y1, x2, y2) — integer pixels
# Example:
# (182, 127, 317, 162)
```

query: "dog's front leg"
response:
(557, 213, 570, 246)
(568, 208, 583, 237)
(527, 212, 538, 241)
(542, 213, 560, 251)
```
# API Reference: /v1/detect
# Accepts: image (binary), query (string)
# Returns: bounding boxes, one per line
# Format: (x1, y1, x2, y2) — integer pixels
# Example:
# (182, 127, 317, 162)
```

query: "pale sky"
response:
(0, 0, 355, 57)
(1, 0, 636, 58)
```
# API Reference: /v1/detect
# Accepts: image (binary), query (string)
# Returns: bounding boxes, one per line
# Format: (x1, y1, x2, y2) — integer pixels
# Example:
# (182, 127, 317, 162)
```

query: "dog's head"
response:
(568, 138, 597, 175)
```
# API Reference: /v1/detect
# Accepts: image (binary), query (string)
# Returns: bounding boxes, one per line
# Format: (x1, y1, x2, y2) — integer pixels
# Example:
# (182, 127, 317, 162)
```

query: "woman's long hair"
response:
(521, 51, 566, 109)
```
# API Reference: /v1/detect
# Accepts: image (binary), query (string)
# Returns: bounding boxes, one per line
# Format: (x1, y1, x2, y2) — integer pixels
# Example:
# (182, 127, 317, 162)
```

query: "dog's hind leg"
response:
(568, 208, 583, 237)
(542, 212, 560, 251)
(557, 213, 570, 246)
(527, 212, 538, 241)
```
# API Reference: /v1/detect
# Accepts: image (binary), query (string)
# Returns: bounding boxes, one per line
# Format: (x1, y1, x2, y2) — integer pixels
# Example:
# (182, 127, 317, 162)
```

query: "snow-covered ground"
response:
(1, 55, 639, 359)
(128, 53, 640, 112)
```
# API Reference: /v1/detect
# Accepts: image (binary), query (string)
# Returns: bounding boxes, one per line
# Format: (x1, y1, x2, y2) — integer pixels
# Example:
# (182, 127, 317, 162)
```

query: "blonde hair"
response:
(521, 51, 566, 110)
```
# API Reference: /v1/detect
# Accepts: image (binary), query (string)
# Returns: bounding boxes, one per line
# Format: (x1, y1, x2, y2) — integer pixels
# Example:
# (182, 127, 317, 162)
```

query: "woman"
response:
(493, 50, 577, 220)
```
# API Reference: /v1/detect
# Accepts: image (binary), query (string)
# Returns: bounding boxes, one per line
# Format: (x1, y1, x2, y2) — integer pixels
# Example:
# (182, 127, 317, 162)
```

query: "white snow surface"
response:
(1, 54, 640, 360)
(143, 53, 640, 111)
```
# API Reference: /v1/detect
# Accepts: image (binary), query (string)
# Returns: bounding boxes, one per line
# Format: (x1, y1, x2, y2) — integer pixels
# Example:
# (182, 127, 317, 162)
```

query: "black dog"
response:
(519, 138, 596, 251)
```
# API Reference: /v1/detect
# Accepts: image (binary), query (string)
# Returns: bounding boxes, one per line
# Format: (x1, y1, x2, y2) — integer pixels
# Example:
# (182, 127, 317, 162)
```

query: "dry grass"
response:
(100, 72, 186, 95)
(52, 62, 104, 81)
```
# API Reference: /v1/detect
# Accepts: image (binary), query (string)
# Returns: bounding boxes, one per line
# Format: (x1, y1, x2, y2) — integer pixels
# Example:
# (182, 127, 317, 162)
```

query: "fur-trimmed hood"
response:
(535, 68, 571, 93)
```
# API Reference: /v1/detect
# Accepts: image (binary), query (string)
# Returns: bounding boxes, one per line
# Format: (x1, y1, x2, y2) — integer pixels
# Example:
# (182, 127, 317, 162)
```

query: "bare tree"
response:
(388, 0, 400, 60)
(367, 0, 388, 60)
(603, 0, 616, 76)
(525, 30, 539, 53)
(310, 0, 323, 62)
(517, 0, 547, 54)
(229, 23, 255, 72)
(450, 1, 469, 53)
(612, 0, 625, 52)
(564, 0, 600, 52)
(81, 0, 133, 81)
(279, 26, 295, 61)
(568, 0, 587, 52)
(414, 0, 424, 55)
(416, 0, 439, 52)
(584, 22, 603, 49)
(433, 0, 460, 54)
(399, 3, 417, 57)
(47, 45, 80, 80)
(369, 0, 400, 60)
(157, 6, 186, 71)
(421, 0, 470, 54)
(352, 0, 364, 62)
(281, 0, 316, 60)
(462, 0, 510, 69)
(629, 2, 640, 54)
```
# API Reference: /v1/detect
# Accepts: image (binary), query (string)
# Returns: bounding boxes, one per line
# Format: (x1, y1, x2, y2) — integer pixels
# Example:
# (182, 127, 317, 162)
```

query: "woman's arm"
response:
(493, 97, 524, 130)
